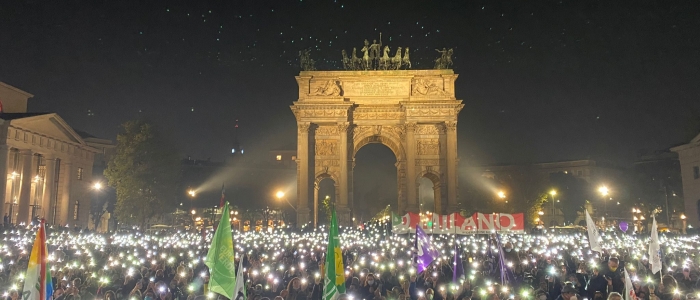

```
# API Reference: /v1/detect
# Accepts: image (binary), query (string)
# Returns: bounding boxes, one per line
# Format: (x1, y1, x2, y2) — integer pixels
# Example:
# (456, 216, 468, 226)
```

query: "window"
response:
(77, 167, 83, 180)
(694, 166, 700, 179)
(276, 155, 282, 161)
(73, 200, 79, 220)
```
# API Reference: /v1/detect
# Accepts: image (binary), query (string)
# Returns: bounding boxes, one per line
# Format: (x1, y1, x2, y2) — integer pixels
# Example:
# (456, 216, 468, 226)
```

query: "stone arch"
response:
(312, 173, 338, 227)
(351, 132, 406, 219)
(417, 170, 443, 214)
(352, 132, 405, 162)
(291, 70, 463, 227)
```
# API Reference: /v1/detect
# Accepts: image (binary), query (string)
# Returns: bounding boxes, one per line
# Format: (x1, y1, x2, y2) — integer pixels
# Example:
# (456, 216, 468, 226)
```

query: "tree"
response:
(526, 193, 548, 226)
(105, 120, 181, 228)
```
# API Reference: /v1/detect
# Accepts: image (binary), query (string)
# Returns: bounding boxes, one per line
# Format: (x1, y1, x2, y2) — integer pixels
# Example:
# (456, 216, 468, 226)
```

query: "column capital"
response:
(405, 122, 417, 132)
(444, 121, 457, 132)
(297, 122, 311, 134)
(336, 122, 350, 132)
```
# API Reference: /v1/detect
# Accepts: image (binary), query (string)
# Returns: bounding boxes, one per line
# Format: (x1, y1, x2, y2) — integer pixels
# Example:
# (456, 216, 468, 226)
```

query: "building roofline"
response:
(0, 82, 34, 98)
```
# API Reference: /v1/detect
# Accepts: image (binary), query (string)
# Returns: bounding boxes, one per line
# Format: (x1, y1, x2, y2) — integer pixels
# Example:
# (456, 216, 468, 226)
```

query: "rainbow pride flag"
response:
(21, 220, 53, 300)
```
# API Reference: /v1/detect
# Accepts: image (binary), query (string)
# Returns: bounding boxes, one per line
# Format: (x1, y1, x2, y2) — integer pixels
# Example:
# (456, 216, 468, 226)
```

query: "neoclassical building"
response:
(672, 132, 700, 229)
(0, 82, 101, 227)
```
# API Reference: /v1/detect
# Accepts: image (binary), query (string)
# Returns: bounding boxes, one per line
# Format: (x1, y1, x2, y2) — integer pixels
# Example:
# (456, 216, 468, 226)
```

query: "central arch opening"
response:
(353, 143, 397, 223)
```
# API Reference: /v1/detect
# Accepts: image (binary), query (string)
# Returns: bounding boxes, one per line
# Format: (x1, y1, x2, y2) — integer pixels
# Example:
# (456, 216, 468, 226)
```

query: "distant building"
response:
(671, 132, 700, 229)
(479, 159, 622, 184)
(0, 82, 109, 228)
(269, 144, 296, 169)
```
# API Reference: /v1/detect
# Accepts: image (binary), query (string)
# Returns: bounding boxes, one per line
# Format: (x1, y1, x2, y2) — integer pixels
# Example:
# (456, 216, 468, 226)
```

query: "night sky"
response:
(1, 0, 699, 168)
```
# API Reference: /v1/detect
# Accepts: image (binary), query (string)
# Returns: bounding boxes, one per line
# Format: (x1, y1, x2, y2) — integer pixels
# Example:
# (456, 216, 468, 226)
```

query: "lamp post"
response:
(549, 190, 557, 226)
(276, 191, 296, 212)
(680, 214, 686, 234)
(598, 186, 609, 226)
(92, 182, 104, 231)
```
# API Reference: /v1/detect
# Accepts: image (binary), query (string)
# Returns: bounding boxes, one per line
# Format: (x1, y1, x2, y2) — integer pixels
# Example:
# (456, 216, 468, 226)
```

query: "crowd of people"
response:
(0, 221, 698, 300)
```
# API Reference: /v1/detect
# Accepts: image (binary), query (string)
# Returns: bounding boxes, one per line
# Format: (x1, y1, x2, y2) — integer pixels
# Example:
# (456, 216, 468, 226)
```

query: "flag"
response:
(22, 219, 53, 300)
(624, 268, 636, 300)
(586, 210, 602, 252)
(205, 202, 236, 299)
(391, 212, 405, 234)
(648, 215, 662, 274)
(220, 184, 226, 208)
(414, 225, 438, 274)
(234, 256, 246, 300)
(323, 208, 346, 300)
(453, 243, 464, 283)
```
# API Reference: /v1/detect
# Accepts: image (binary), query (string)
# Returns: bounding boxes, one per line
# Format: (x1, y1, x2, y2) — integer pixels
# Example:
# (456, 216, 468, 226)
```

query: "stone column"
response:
(336, 122, 351, 226)
(0, 145, 9, 218)
(41, 156, 56, 221)
(17, 150, 34, 224)
(445, 121, 459, 213)
(296, 123, 311, 227)
(405, 122, 419, 213)
(60, 162, 72, 225)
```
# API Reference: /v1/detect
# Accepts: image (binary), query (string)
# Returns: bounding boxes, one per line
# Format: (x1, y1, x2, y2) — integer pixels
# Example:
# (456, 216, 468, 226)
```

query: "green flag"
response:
(205, 202, 236, 299)
(391, 212, 401, 227)
(323, 208, 346, 300)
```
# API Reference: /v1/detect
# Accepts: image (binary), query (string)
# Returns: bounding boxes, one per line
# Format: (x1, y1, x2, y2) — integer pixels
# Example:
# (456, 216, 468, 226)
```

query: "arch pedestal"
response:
(291, 70, 463, 227)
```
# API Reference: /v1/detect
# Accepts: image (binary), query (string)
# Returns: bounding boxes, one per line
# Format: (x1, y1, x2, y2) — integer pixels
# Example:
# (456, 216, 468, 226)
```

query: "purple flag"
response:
(414, 225, 438, 274)
(453, 243, 464, 283)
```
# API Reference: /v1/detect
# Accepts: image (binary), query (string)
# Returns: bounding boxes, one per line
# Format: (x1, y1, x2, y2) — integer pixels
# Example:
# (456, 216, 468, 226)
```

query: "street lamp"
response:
(680, 214, 687, 234)
(188, 190, 196, 197)
(598, 186, 609, 224)
(549, 190, 557, 225)
(93, 182, 103, 191)
(276, 191, 296, 212)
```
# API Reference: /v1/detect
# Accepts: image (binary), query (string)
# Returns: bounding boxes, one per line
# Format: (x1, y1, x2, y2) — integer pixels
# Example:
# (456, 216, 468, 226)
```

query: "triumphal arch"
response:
(291, 69, 463, 226)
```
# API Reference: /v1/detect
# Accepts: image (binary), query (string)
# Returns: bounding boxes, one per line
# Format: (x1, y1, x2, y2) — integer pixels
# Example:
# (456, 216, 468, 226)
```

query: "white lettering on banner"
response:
(392, 212, 525, 234)
(478, 213, 496, 231)
(500, 214, 516, 230)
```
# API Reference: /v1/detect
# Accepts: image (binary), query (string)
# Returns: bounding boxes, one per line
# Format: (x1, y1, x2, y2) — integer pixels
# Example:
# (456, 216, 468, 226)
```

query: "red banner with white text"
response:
(393, 212, 525, 234)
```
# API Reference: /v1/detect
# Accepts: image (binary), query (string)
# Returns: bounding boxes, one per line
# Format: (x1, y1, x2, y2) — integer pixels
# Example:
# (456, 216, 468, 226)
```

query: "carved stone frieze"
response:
(417, 139, 440, 155)
(301, 109, 347, 118)
(416, 159, 442, 166)
(353, 126, 372, 137)
(411, 78, 447, 96)
(337, 122, 350, 132)
(315, 160, 340, 167)
(405, 108, 456, 117)
(415, 124, 440, 135)
(315, 126, 338, 136)
(315, 139, 338, 156)
(385, 124, 405, 138)
(353, 110, 403, 120)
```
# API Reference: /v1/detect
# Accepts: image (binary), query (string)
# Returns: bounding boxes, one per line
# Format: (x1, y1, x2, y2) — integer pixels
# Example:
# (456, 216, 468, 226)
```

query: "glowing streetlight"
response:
(188, 190, 196, 197)
(497, 191, 506, 199)
(549, 190, 557, 196)
(191, 210, 196, 215)
(276, 191, 296, 212)
(93, 182, 103, 190)
(598, 186, 609, 196)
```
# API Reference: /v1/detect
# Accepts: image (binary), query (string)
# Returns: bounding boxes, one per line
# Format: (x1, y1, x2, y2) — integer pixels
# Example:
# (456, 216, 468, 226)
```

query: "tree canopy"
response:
(105, 120, 181, 227)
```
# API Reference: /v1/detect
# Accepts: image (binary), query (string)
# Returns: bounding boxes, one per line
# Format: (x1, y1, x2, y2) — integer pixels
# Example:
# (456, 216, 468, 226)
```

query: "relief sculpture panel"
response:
(417, 139, 440, 155)
(315, 139, 338, 156)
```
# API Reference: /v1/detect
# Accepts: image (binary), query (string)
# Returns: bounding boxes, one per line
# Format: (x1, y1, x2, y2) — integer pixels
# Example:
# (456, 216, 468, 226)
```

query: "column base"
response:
(297, 207, 311, 228)
(336, 206, 352, 227)
(405, 204, 419, 214)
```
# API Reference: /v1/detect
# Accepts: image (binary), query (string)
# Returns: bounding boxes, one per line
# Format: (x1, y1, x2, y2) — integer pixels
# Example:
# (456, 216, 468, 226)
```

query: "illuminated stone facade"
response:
(291, 70, 463, 226)
(0, 82, 101, 227)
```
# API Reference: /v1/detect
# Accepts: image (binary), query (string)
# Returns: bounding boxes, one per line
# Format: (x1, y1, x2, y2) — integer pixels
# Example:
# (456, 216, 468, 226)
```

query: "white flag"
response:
(234, 258, 246, 300)
(586, 210, 602, 252)
(624, 268, 636, 300)
(648, 215, 662, 274)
